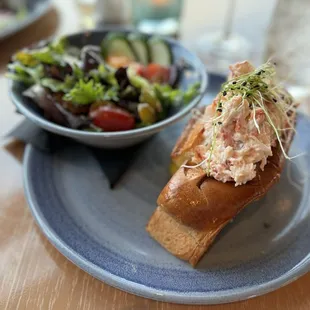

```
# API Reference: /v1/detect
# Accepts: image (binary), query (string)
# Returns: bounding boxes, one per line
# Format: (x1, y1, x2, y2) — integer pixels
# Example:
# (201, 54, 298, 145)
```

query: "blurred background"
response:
(1, 0, 310, 134)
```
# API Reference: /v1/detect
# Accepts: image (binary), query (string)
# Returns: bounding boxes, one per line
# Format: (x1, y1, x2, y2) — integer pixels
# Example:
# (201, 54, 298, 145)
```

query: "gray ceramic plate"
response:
(23, 109, 310, 304)
(0, 0, 51, 40)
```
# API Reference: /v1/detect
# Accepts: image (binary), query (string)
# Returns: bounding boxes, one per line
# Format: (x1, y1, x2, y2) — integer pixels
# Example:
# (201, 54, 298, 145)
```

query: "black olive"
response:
(44, 64, 72, 81)
(82, 52, 100, 72)
(115, 67, 131, 90)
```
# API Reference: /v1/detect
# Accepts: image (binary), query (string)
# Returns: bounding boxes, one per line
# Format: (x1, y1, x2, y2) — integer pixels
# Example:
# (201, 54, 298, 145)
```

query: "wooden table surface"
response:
(1, 1, 310, 309)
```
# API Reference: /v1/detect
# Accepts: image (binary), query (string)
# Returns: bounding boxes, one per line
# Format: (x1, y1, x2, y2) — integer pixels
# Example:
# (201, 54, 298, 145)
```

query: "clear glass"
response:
(265, 0, 310, 105)
(131, 0, 183, 37)
(96, 0, 131, 26)
(193, 0, 251, 75)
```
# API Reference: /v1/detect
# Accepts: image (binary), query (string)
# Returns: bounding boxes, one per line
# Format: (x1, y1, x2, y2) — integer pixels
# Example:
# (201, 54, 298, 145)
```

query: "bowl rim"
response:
(9, 29, 208, 139)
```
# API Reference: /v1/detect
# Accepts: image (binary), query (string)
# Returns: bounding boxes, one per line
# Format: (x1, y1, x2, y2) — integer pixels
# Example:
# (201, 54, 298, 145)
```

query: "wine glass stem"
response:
(223, 0, 236, 40)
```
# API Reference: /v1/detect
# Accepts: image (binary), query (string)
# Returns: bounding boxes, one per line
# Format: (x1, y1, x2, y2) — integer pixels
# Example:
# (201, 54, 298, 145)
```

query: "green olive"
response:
(138, 103, 157, 124)
(139, 88, 162, 112)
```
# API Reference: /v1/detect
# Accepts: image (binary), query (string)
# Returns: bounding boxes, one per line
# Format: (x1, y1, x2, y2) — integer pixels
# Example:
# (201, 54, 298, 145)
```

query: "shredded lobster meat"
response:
(191, 61, 287, 186)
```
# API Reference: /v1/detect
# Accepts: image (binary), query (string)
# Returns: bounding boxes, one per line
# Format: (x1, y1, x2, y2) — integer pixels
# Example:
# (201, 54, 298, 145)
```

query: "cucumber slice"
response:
(148, 37, 172, 66)
(128, 33, 149, 65)
(101, 33, 137, 62)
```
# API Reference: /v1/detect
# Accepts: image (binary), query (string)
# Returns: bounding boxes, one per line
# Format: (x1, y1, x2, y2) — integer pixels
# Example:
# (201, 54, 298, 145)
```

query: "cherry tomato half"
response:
(141, 63, 170, 84)
(89, 105, 135, 131)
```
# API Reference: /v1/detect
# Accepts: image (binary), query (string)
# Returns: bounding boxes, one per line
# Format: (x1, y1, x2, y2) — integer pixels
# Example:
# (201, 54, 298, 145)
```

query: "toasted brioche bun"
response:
(146, 107, 296, 266)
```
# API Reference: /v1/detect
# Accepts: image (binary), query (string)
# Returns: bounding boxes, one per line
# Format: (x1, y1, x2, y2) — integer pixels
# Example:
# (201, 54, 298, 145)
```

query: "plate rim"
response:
(0, 0, 52, 40)
(23, 134, 310, 305)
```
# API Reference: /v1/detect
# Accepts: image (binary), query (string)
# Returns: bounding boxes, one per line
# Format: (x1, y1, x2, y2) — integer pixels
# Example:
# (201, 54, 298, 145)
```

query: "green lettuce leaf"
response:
(15, 37, 68, 66)
(30, 47, 62, 65)
(62, 79, 119, 105)
(72, 64, 84, 79)
(6, 63, 44, 84)
(49, 37, 67, 55)
(63, 79, 104, 105)
(88, 64, 117, 85)
(154, 82, 201, 106)
(40, 75, 75, 92)
(102, 85, 119, 101)
(183, 82, 201, 104)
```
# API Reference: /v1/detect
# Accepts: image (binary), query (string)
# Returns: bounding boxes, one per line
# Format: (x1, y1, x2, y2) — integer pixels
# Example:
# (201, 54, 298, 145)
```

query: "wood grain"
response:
(1, 1, 310, 309)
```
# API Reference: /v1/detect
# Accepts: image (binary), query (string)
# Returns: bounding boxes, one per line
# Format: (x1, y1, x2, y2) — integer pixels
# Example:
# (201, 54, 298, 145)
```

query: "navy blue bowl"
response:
(9, 29, 208, 148)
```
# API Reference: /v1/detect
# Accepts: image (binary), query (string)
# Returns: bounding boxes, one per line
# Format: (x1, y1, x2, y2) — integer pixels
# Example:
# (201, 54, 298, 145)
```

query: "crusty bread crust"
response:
(146, 107, 296, 266)
(170, 109, 205, 168)
(146, 206, 229, 265)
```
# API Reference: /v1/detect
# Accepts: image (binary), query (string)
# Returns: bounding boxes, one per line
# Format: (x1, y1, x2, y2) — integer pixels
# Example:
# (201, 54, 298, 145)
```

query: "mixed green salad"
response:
(7, 33, 200, 132)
